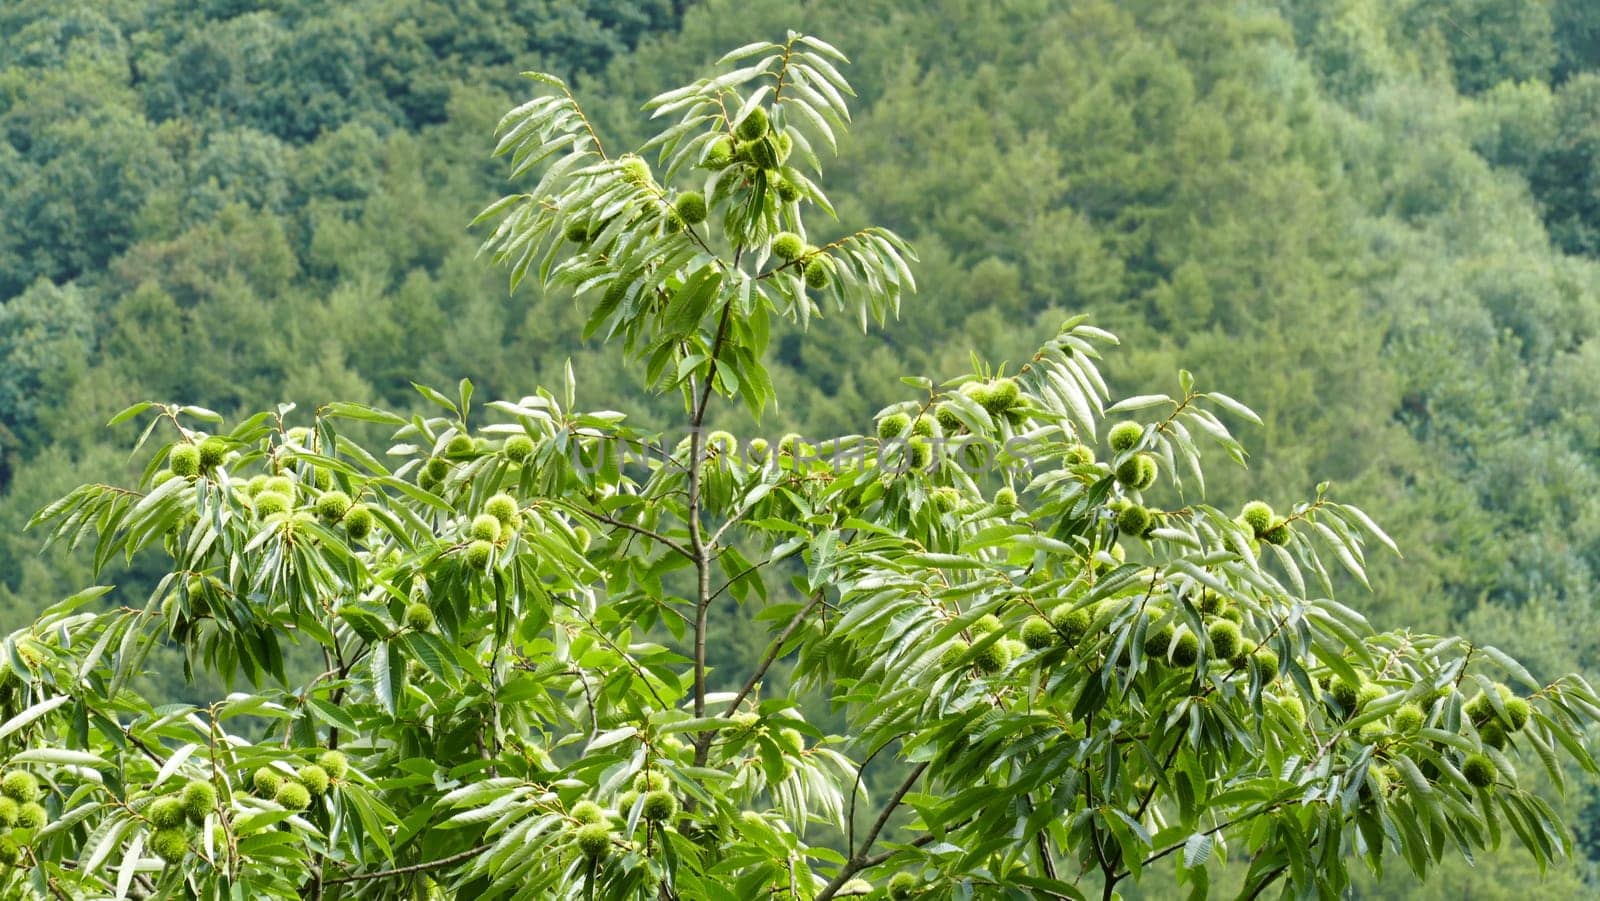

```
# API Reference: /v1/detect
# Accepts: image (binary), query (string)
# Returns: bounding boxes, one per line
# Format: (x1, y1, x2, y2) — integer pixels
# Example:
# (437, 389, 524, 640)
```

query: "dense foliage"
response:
(5, 0, 1600, 896)
(0, 30, 1597, 901)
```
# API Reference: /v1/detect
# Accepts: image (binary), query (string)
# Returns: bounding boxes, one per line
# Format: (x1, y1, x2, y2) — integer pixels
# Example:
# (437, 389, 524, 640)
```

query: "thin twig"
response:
(1244, 865, 1289, 900)
(724, 592, 823, 717)
(323, 845, 489, 885)
(815, 761, 930, 901)
(584, 510, 693, 560)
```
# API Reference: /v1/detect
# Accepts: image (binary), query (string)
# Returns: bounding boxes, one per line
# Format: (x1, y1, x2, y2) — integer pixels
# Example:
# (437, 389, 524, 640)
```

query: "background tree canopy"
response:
(2, 0, 1599, 896)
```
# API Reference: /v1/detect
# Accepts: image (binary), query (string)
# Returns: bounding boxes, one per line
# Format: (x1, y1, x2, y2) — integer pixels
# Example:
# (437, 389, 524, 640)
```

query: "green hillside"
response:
(2, 0, 1599, 893)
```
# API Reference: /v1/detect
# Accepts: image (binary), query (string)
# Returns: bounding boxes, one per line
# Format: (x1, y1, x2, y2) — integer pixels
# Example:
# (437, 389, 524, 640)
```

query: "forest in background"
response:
(1, 0, 1598, 894)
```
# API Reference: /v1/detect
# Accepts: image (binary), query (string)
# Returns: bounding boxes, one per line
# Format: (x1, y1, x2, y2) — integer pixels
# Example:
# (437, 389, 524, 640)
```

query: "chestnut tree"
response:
(5, 32, 1599, 900)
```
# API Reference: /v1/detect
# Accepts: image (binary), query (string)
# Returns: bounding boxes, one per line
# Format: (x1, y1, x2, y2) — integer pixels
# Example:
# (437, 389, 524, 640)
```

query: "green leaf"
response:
(663, 265, 724, 338)
(411, 382, 460, 416)
(0, 696, 68, 740)
(1107, 394, 1172, 414)
(324, 402, 407, 426)
(371, 643, 395, 715)
(10, 748, 106, 768)
(105, 402, 153, 427)
(587, 726, 638, 753)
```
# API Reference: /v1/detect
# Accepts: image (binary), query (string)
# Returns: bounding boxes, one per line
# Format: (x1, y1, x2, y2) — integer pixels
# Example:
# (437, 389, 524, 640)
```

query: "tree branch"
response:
(1031, 801, 1059, 882)
(322, 845, 488, 886)
(1138, 797, 1298, 870)
(690, 301, 736, 754)
(692, 590, 822, 762)
(725, 592, 821, 716)
(585, 509, 693, 560)
(815, 760, 930, 901)
(1243, 865, 1289, 900)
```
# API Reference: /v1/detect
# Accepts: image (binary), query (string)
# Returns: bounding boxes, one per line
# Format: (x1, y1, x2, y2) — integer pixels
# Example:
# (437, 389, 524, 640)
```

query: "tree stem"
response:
(726, 592, 821, 715)
(321, 845, 488, 885)
(690, 302, 735, 761)
(1031, 800, 1058, 882)
(1244, 866, 1289, 900)
(815, 760, 929, 901)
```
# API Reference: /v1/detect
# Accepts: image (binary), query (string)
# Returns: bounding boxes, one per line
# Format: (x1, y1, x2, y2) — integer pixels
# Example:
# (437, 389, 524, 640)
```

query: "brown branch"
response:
(1031, 799, 1059, 882)
(1243, 865, 1289, 900)
(1139, 797, 1298, 870)
(705, 554, 773, 605)
(322, 845, 488, 886)
(548, 598, 668, 710)
(725, 592, 822, 717)
(690, 302, 736, 752)
(558, 85, 607, 160)
(584, 510, 692, 560)
(772, 39, 795, 103)
(856, 829, 942, 870)
(845, 736, 907, 858)
(691, 590, 822, 761)
(815, 761, 930, 901)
